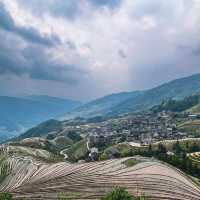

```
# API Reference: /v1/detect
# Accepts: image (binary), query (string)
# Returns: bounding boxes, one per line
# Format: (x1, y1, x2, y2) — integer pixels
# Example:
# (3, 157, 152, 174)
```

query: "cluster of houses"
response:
(87, 112, 189, 150)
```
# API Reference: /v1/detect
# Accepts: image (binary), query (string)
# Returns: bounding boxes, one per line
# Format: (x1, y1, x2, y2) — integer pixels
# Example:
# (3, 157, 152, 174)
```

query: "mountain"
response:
(61, 91, 142, 119)
(151, 93, 200, 113)
(0, 95, 81, 141)
(110, 73, 200, 115)
(16, 119, 63, 140)
(63, 73, 200, 119)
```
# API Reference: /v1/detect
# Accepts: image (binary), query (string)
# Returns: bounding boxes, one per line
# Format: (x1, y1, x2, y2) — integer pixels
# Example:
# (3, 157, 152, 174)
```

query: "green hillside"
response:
(0, 96, 81, 142)
(63, 73, 200, 119)
(151, 93, 200, 113)
(62, 91, 142, 119)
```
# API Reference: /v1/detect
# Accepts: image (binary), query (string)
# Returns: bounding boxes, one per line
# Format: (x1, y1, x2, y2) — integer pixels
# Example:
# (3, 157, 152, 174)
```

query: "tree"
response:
(172, 140, 182, 155)
(148, 144, 153, 156)
(119, 135, 126, 143)
(101, 188, 133, 200)
(157, 143, 167, 154)
(101, 188, 148, 200)
(0, 192, 12, 200)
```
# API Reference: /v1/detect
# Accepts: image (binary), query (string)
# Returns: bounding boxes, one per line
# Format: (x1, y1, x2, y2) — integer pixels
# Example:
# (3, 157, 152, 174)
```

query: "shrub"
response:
(101, 187, 133, 200)
(102, 188, 148, 200)
(0, 192, 13, 200)
(0, 161, 10, 184)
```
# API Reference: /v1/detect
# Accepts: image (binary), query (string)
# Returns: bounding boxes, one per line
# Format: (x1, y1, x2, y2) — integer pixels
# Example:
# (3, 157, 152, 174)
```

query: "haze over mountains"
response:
(63, 73, 200, 119)
(0, 95, 81, 141)
(2, 73, 200, 142)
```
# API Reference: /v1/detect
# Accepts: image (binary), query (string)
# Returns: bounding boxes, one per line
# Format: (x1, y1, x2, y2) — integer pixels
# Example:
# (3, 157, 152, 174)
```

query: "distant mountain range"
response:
(3, 73, 200, 142)
(0, 95, 81, 141)
(61, 91, 143, 120)
(62, 73, 200, 119)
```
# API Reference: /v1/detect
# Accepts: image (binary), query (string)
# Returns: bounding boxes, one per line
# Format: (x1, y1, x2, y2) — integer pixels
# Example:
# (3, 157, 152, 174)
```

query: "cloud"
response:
(16, 0, 122, 19)
(0, 29, 86, 84)
(90, 0, 121, 8)
(1, 0, 200, 100)
(15, 0, 81, 19)
(0, 2, 60, 46)
(118, 49, 126, 58)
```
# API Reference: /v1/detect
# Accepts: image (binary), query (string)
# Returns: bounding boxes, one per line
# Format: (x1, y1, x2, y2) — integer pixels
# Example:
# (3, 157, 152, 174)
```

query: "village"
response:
(86, 111, 191, 148)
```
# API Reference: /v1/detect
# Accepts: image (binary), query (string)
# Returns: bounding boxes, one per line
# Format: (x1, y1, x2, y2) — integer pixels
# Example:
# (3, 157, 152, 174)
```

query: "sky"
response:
(0, 0, 200, 101)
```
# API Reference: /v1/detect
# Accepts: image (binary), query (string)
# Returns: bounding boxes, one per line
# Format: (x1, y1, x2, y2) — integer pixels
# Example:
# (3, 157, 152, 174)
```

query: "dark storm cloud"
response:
(0, 2, 60, 46)
(22, 45, 83, 84)
(0, 1, 89, 88)
(0, 31, 27, 75)
(0, 29, 84, 84)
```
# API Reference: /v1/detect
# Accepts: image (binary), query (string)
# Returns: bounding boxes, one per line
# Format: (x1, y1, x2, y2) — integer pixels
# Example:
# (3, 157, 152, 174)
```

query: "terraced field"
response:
(189, 152, 200, 163)
(0, 155, 199, 200)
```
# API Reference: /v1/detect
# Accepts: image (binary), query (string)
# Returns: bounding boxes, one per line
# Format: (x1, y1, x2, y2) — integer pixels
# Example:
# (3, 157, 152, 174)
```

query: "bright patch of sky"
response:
(0, 0, 200, 100)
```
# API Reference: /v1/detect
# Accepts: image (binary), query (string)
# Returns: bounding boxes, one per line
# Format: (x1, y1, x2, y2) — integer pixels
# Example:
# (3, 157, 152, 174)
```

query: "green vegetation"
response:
(67, 131, 82, 143)
(100, 141, 200, 178)
(65, 73, 200, 119)
(57, 192, 81, 200)
(153, 139, 200, 153)
(100, 144, 145, 161)
(0, 155, 10, 184)
(187, 103, 200, 114)
(6, 145, 63, 164)
(102, 188, 133, 200)
(152, 94, 200, 113)
(178, 120, 200, 138)
(58, 192, 69, 200)
(66, 140, 88, 162)
(18, 120, 63, 140)
(0, 163, 10, 183)
(123, 158, 139, 168)
(54, 136, 73, 149)
(138, 142, 200, 178)
(0, 192, 13, 200)
(43, 153, 64, 163)
(101, 188, 147, 200)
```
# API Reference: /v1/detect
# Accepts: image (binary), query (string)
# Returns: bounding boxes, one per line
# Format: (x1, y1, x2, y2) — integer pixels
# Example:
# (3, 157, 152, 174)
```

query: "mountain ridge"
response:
(62, 73, 200, 119)
(0, 95, 81, 141)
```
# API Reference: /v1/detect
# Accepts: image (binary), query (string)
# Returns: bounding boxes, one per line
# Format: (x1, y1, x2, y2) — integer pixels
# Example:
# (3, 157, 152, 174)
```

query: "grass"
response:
(66, 140, 88, 162)
(123, 158, 139, 168)
(178, 120, 200, 137)
(0, 155, 11, 184)
(58, 192, 81, 200)
(0, 192, 13, 200)
(101, 187, 148, 200)
(152, 139, 200, 152)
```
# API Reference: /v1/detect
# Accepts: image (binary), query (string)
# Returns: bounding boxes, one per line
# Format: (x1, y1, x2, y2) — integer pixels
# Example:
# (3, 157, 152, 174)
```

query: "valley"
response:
(1, 74, 200, 199)
(1, 1, 200, 199)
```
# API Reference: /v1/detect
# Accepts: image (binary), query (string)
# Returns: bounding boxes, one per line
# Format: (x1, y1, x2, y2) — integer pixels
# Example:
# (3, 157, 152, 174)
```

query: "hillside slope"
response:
(63, 73, 200, 119)
(0, 155, 199, 200)
(0, 96, 81, 142)
(151, 93, 200, 113)
(110, 73, 200, 115)
(62, 91, 142, 119)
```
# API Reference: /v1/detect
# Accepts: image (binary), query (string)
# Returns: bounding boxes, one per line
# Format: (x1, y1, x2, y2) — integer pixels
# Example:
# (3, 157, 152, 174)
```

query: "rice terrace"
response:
(1, 0, 200, 199)
(0, 150, 199, 199)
